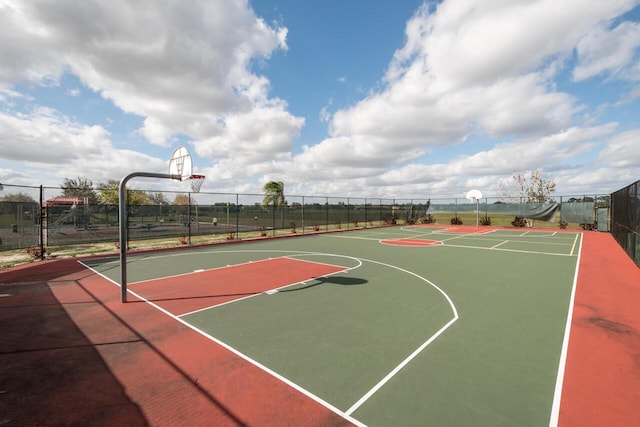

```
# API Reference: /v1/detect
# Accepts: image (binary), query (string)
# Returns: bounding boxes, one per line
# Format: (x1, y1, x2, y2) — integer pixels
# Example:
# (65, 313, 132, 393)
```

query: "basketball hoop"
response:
(466, 189, 483, 227)
(168, 146, 193, 181)
(188, 174, 205, 193)
(465, 189, 482, 201)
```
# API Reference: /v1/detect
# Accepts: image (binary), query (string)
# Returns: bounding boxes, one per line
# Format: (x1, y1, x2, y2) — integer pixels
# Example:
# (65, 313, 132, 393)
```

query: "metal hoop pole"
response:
(119, 172, 180, 303)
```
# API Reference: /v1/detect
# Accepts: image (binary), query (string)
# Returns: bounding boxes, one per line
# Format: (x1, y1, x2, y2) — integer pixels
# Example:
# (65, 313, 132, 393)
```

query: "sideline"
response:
(549, 233, 582, 426)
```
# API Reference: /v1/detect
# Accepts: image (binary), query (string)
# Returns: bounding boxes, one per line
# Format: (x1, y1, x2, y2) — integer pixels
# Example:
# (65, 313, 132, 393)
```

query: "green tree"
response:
(262, 181, 286, 228)
(97, 180, 149, 205)
(0, 192, 37, 203)
(501, 169, 556, 203)
(173, 194, 190, 205)
(146, 192, 169, 205)
(61, 176, 98, 204)
(97, 180, 119, 205)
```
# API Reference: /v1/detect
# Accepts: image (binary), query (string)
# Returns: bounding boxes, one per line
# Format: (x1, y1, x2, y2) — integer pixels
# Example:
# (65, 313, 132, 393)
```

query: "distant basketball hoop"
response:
(466, 189, 483, 227)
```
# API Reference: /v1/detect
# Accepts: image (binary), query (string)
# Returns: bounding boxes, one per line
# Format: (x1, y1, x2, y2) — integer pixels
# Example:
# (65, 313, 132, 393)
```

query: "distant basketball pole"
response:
(466, 189, 483, 228)
(119, 172, 180, 303)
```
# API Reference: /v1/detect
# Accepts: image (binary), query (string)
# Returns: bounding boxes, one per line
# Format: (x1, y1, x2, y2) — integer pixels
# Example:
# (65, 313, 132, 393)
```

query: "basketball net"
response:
(188, 174, 205, 193)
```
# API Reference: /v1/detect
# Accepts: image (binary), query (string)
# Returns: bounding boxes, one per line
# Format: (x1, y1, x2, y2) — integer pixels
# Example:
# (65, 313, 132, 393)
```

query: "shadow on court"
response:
(279, 275, 368, 292)
(0, 260, 148, 426)
(1, 258, 354, 426)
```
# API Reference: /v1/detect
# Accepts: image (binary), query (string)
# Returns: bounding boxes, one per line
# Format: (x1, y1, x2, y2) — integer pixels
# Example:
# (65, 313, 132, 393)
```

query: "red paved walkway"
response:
(558, 232, 640, 426)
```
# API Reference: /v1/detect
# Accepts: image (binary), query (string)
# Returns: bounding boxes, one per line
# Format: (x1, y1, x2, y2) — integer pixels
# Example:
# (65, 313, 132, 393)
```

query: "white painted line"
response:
(341, 257, 458, 416)
(569, 233, 580, 256)
(549, 233, 583, 426)
(346, 316, 458, 416)
(80, 250, 458, 425)
(491, 240, 509, 249)
(130, 289, 366, 427)
(324, 235, 383, 241)
(446, 243, 576, 257)
(194, 269, 205, 272)
(78, 258, 365, 427)
(265, 289, 278, 295)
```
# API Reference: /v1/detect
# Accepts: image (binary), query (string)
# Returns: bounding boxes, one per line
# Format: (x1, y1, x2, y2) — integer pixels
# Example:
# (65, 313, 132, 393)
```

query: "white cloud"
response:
(386, 0, 636, 89)
(0, 107, 166, 184)
(65, 88, 81, 97)
(0, 107, 108, 163)
(0, 0, 296, 150)
(574, 21, 640, 81)
(282, 0, 640, 197)
(193, 105, 304, 163)
(1, 0, 639, 198)
(292, 1, 632, 182)
(598, 129, 640, 167)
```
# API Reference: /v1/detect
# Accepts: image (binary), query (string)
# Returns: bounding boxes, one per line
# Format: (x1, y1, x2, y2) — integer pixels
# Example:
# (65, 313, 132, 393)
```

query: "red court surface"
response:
(0, 258, 354, 426)
(380, 238, 443, 247)
(1, 230, 639, 426)
(436, 225, 494, 234)
(129, 257, 347, 316)
(558, 232, 640, 426)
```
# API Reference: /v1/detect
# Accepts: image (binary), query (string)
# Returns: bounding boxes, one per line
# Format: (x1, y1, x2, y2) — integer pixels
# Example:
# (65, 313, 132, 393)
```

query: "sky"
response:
(1, 0, 640, 199)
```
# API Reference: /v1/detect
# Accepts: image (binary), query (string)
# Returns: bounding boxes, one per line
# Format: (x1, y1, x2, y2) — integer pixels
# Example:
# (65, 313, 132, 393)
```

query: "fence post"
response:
(39, 185, 45, 259)
(235, 193, 239, 239)
(325, 197, 329, 230)
(364, 198, 367, 228)
(187, 192, 192, 244)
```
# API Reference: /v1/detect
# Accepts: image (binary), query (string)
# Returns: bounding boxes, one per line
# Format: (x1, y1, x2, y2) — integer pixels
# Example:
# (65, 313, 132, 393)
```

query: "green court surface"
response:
(83, 226, 581, 426)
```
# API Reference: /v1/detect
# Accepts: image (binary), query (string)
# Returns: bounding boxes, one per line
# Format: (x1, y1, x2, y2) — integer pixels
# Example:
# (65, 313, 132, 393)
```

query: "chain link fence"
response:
(0, 183, 620, 259)
(611, 179, 640, 267)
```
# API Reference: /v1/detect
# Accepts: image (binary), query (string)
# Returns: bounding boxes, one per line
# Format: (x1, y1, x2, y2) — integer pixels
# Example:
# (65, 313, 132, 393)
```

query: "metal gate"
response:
(597, 208, 609, 231)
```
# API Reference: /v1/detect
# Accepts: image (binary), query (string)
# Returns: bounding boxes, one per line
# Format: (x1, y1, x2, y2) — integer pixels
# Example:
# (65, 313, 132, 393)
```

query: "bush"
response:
(559, 220, 568, 229)
(480, 216, 491, 226)
(512, 217, 527, 227)
(420, 214, 436, 224)
(26, 246, 48, 259)
(451, 216, 463, 225)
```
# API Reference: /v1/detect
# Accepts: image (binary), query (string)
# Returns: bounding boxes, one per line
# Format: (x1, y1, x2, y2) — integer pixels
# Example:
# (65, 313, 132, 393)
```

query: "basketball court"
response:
(2, 148, 639, 425)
